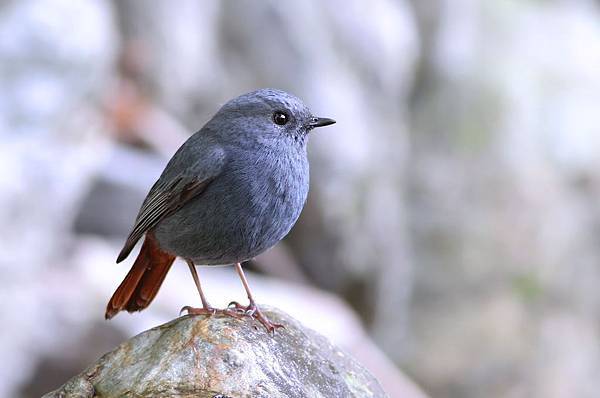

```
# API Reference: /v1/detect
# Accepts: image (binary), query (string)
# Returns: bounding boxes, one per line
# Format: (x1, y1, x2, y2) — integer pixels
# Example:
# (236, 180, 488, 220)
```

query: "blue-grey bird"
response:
(105, 88, 335, 332)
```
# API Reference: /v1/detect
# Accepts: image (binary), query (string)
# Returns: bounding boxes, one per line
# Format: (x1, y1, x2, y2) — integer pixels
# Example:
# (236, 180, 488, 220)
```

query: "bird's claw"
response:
(228, 301, 255, 316)
(227, 301, 284, 333)
(227, 301, 245, 313)
(180, 305, 217, 316)
(184, 302, 284, 333)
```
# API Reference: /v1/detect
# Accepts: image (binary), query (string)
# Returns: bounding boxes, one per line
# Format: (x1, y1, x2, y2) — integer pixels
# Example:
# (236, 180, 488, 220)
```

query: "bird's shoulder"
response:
(159, 130, 228, 183)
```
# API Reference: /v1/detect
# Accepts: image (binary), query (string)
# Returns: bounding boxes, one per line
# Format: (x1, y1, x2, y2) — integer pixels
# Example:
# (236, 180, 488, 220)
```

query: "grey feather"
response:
(117, 143, 226, 262)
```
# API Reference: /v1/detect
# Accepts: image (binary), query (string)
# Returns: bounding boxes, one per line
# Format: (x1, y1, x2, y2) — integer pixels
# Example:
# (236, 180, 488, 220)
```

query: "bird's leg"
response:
(181, 260, 244, 319)
(180, 259, 218, 316)
(228, 262, 284, 333)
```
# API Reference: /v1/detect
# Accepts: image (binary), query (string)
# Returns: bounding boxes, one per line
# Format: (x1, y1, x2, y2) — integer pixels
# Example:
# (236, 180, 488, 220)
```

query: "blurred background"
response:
(2, 0, 600, 397)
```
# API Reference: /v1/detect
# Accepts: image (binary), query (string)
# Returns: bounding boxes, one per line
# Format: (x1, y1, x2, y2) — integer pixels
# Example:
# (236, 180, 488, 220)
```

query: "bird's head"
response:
(210, 88, 335, 148)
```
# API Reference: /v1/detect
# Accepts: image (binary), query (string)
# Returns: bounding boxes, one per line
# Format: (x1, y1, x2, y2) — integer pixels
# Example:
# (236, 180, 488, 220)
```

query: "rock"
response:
(43, 307, 387, 398)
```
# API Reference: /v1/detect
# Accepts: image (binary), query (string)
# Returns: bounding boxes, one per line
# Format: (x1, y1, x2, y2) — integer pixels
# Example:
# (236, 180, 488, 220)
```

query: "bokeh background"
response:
(2, 0, 600, 397)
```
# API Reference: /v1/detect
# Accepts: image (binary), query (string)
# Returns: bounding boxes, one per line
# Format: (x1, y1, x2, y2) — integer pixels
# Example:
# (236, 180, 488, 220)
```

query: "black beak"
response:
(307, 117, 336, 129)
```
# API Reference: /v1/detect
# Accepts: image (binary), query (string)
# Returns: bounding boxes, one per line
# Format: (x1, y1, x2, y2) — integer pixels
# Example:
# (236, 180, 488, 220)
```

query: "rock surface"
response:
(43, 307, 387, 398)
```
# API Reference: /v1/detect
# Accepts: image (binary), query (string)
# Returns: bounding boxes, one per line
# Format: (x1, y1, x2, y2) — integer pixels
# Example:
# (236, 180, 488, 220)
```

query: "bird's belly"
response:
(153, 165, 308, 265)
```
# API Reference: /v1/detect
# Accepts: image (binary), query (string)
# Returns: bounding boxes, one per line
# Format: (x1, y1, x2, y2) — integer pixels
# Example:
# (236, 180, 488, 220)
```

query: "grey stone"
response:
(43, 307, 387, 398)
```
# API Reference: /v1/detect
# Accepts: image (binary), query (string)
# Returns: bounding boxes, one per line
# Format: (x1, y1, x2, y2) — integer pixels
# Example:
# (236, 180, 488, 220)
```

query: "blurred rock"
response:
(0, 1, 118, 397)
(408, 1, 600, 397)
(43, 308, 388, 398)
(73, 145, 168, 239)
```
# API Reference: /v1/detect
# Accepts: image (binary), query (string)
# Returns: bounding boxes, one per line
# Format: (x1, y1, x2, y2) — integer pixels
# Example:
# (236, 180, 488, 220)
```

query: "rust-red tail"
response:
(105, 233, 176, 319)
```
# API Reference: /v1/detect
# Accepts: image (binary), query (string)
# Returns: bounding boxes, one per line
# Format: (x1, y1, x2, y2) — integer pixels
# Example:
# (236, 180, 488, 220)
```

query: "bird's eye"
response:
(272, 111, 288, 126)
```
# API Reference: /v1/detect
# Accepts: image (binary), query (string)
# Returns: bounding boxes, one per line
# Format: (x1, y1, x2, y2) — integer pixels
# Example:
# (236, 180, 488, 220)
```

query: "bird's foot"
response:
(228, 300, 284, 334)
(180, 305, 217, 316)
(180, 305, 245, 319)
(228, 300, 256, 316)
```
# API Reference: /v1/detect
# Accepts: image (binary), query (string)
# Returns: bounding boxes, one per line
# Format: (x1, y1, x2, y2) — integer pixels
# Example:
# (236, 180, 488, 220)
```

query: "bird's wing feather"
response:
(116, 143, 226, 262)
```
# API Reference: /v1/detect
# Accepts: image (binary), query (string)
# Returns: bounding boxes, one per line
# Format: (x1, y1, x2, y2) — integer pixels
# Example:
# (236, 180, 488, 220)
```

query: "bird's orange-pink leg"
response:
(228, 262, 284, 333)
(181, 260, 243, 319)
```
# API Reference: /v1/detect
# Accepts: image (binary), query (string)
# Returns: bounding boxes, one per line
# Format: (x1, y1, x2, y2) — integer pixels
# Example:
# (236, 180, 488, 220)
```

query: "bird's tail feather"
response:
(105, 233, 175, 319)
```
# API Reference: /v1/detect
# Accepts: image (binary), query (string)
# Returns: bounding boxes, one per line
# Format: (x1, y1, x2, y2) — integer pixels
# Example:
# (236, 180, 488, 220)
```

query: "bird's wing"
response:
(116, 144, 226, 263)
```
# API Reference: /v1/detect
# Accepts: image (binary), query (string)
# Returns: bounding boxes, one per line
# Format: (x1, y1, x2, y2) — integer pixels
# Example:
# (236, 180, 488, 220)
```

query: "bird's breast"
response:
(236, 147, 309, 240)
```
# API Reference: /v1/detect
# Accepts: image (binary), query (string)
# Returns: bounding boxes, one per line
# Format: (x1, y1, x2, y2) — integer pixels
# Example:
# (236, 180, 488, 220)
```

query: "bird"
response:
(105, 88, 335, 332)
